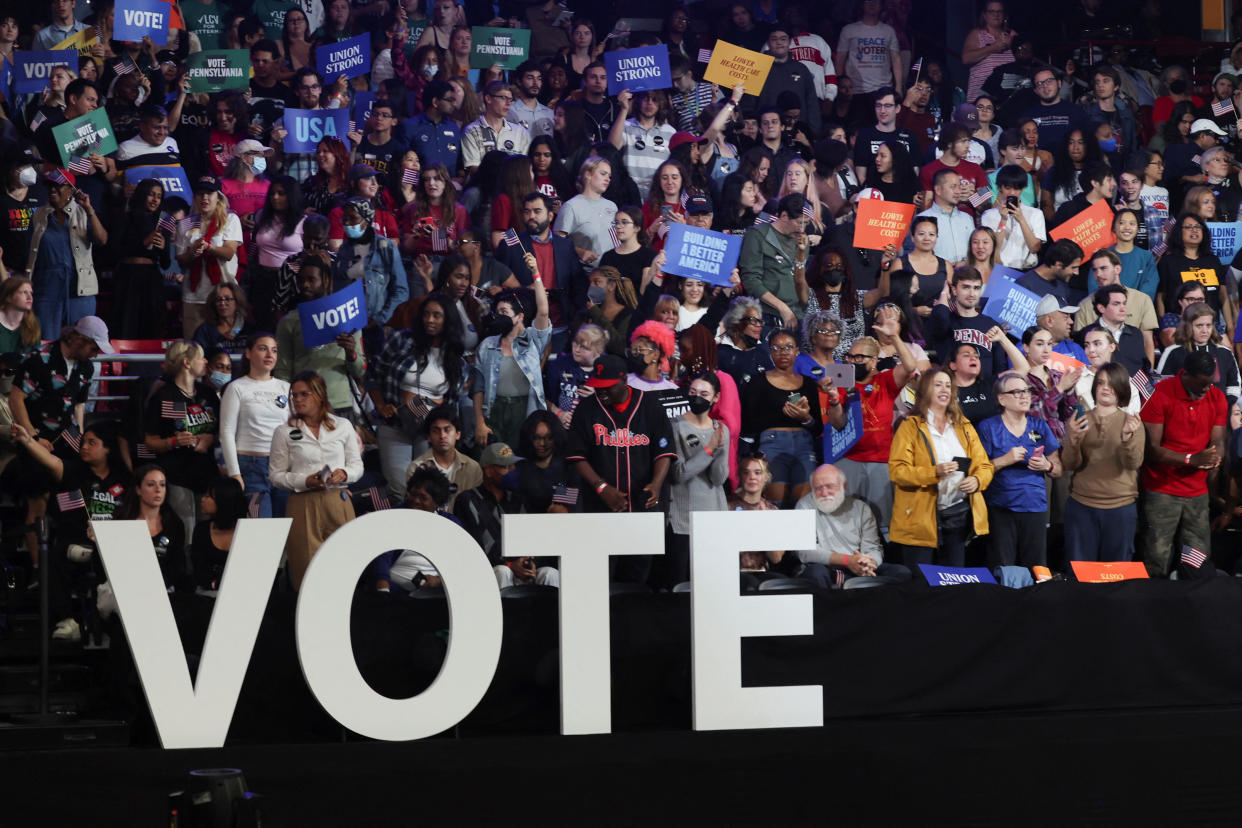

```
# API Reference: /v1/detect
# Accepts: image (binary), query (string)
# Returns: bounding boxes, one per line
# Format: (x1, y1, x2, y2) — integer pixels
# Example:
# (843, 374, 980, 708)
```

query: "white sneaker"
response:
(52, 618, 81, 641)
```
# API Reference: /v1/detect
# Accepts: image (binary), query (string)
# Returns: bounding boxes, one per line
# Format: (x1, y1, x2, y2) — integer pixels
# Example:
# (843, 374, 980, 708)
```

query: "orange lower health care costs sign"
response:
(852, 199, 916, 251)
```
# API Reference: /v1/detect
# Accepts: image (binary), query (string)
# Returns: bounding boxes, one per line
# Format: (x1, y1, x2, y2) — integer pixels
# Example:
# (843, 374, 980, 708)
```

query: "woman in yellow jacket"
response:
(889, 367, 995, 569)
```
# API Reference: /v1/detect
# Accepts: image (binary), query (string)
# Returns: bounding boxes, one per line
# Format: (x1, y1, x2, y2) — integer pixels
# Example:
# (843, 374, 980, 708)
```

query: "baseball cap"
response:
(584, 354, 627, 388)
(669, 131, 701, 151)
(348, 163, 378, 182)
(1034, 295, 1078, 317)
(1214, 71, 1238, 87)
(1190, 118, 1228, 137)
(952, 103, 980, 129)
(232, 139, 274, 158)
(685, 193, 713, 215)
(479, 442, 519, 467)
(193, 174, 223, 193)
(72, 316, 115, 353)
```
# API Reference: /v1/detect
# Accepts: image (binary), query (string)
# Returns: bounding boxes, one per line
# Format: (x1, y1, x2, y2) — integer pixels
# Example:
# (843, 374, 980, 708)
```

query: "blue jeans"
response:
(238, 454, 288, 519)
(1064, 497, 1137, 562)
(759, 429, 818, 486)
(32, 266, 95, 338)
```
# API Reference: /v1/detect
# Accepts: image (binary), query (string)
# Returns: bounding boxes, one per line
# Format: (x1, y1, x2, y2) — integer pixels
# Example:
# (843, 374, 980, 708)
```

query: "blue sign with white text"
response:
(1207, 222, 1242, 264)
(353, 92, 376, 127)
(661, 223, 742, 287)
(124, 165, 193, 197)
(316, 34, 372, 82)
(13, 51, 73, 94)
(298, 279, 368, 348)
(114, 0, 170, 46)
(604, 45, 672, 94)
(918, 565, 997, 587)
(824, 397, 863, 464)
(980, 266, 1040, 334)
(283, 109, 351, 153)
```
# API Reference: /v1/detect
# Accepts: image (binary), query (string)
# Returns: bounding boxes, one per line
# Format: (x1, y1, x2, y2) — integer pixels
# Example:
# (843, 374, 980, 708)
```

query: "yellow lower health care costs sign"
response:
(702, 41, 774, 94)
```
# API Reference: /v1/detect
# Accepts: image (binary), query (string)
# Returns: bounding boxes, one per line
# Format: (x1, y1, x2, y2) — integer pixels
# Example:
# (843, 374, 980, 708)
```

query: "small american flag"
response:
(431, 227, 449, 252)
(95, 24, 104, 44)
(184, 215, 201, 230)
(968, 186, 993, 208)
(1213, 98, 1235, 118)
(161, 401, 188, 420)
(502, 228, 522, 247)
(157, 212, 176, 234)
(401, 167, 420, 186)
(1182, 544, 1207, 569)
(1192, 154, 1201, 166)
(680, 191, 689, 210)
(66, 156, 93, 175)
(910, 58, 923, 75)
(349, 120, 356, 133)
(1149, 239, 1168, 257)
(1133, 370, 1156, 403)
(137, 442, 155, 460)
(698, 48, 713, 63)
(801, 201, 815, 219)
(753, 211, 776, 226)
(287, 258, 302, 274)
(551, 484, 579, 505)
(47, 168, 72, 186)
(368, 486, 391, 511)
(56, 490, 86, 512)
(60, 427, 81, 452)
(114, 60, 135, 76)
(406, 396, 430, 419)
(608, 222, 620, 248)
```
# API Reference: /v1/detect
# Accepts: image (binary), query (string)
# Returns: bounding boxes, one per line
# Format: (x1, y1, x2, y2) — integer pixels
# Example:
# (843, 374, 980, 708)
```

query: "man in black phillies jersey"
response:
(567, 355, 675, 583)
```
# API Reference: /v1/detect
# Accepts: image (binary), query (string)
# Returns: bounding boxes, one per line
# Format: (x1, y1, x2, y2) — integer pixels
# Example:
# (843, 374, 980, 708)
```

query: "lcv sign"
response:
(94, 511, 822, 749)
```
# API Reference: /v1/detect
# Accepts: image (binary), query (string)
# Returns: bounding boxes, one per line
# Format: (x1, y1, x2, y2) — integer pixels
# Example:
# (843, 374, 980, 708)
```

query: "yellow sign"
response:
(54, 28, 103, 58)
(702, 40, 774, 96)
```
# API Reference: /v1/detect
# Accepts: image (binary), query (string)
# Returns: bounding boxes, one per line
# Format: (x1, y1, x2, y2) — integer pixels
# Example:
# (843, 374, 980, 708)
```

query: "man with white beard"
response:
(794, 464, 910, 586)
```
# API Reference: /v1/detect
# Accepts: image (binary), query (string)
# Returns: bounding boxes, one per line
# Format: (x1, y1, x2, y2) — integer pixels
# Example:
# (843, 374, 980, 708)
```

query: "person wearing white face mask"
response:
(0, 150, 46, 278)
(223, 139, 274, 254)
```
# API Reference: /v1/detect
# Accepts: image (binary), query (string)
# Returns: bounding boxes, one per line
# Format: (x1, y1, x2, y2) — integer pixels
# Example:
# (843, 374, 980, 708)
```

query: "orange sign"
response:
(1045, 351, 1086, 376)
(1071, 561, 1149, 582)
(852, 199, 917, 251)
(1049, 198, 1116, 259)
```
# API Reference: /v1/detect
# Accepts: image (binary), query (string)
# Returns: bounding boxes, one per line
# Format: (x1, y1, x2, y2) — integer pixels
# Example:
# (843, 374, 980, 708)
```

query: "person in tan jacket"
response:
(889, 367, 994, 569)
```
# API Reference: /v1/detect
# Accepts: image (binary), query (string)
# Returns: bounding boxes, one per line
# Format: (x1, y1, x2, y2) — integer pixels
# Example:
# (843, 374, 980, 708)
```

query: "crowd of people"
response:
(0, 0, 1240, 643)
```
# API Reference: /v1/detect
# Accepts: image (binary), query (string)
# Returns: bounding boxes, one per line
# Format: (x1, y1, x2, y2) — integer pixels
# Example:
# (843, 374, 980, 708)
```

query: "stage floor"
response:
(4, 705, 1241, 825)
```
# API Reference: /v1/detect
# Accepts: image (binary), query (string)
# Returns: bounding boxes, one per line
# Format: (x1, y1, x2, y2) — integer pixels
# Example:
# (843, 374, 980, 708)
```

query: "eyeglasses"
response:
(770, 343, 796, 353)
(1034, 77, 1058, 88)
(874, 102, 897, 110)
(999, 388, 1034, 397)
(741, 316, 763, 327)
(489, 94, 513, 102)
(1184, 225, 1205, 234)
(814, 328, 840, 336)
(627, 347, 655, 357)
(844, 353, 874, 363)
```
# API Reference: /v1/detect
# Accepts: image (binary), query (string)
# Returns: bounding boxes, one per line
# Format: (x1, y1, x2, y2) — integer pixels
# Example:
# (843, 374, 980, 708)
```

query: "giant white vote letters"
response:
(95, 509, 821, 749)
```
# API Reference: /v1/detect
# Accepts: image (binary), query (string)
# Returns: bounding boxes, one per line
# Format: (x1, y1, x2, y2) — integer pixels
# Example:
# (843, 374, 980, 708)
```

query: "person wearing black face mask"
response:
(805, 246, 884, 359)
(473, 278, 552, 449)
(627, 320, 685, 422)
(663, 370, 730, 588)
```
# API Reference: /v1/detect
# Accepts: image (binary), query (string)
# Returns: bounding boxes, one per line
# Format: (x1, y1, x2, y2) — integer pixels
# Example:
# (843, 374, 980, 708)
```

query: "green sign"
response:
(52, 108, 118, 167)
(469, 26, 530, 70)
(185, 50, 251, 94)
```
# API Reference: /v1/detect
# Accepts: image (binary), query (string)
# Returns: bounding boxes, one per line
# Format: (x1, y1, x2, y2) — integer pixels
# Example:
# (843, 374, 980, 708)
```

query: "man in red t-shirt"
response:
(1138, 352, 1228, 577)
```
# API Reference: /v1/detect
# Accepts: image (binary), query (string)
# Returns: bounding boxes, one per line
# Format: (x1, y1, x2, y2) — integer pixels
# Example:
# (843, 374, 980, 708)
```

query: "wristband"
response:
(595, 480, 608, 493)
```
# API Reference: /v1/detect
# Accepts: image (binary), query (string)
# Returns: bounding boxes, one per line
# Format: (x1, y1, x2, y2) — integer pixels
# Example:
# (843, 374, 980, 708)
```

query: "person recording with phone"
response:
(980, 164, 1046, 269)
(977, 371, 1062, 570)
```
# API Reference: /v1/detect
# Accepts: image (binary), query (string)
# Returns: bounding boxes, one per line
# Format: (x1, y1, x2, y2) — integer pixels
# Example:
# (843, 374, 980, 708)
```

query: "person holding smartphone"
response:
(976, 370, 1062, 570)
(980, 164, 1046, 269)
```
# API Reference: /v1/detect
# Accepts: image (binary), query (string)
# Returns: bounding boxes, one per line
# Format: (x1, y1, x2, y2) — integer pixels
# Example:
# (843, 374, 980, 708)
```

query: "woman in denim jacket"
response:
(332, 197, 409, 355)
(473, 271, 551, 448)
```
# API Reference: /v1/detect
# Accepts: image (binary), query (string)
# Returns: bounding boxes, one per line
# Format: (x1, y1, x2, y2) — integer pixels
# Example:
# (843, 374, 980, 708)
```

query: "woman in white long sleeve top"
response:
(270, 370, 364, 589)
(219, 335, 291, 519)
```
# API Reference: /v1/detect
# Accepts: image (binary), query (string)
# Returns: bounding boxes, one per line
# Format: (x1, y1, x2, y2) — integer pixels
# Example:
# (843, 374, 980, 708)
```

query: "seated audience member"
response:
(717, 295, 774, 387)
(0, 277, 41, 356)
(116, 465, 189, 591)
(269, 371, 363, 591)
(1156, 303, 1242, 406)
(9, 421, 129, 641)
(194, 282, 255, 354)
(1017, 239, 1085, 306)
(1061, 364, 1144, 562)
(1159, 281, 1211, 349)
(795, 464, 912, 587)
(1076, 284, 1150, 375)
(729, 453, 801, 588)
(405, 405, 482, 510)
(373, 466, 459, 594)
(667, 371, 731, 588)
(889, 368, 995, 569)
(977, 371, 1063, 570)
(1075, 328, 1144, 414)
(513, 410, 581, 514)
(192, 477, 247, 591)
(1157, 212, 1231, 333)
(473, 278, 552, 449)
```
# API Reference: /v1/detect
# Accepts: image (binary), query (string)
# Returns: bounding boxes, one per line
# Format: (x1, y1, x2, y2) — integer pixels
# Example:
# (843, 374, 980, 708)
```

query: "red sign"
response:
(852, 199, 916, 251)
(1049, 198, 1116, 259)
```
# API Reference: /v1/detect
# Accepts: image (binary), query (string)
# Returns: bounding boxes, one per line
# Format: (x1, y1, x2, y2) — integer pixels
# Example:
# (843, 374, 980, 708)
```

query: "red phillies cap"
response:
(584, 354, 627, 388)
